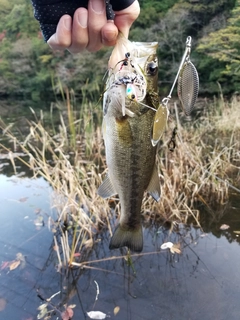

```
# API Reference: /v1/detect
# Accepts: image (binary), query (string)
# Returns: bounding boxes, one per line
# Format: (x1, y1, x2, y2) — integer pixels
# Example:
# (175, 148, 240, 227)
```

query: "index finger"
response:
(87, 0, 107, 52)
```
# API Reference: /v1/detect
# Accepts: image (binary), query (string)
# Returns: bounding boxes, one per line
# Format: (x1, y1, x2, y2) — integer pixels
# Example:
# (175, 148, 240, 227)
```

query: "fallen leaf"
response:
(67, 304, 76, 309)
(87, 311, 107, 319)
(160, 242, 173, 250)
(37, 306, 48, 319)
(83, 238, 93, 248)
(170, 243, 181, 254)
(161, 242, 181, 254)
(19, 197, 28, 202)
(1, 261, 10, 270)
(220, 224, 230, 230)
(0, 298, 7, 311)
(73, 253, 81, 257)
(61, 310, 72, 320)
(61, 306, 74, 320)
(114, 306, 120, 315)
(9, 260, 20, 271)
(61, 311, 68, 320)
(16, 252, 25, 262)
(66, 307, 74, 318)
(38, 303, 48, 310)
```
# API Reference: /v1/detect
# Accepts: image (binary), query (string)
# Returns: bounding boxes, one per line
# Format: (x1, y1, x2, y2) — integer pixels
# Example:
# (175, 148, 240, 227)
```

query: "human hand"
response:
(47, 0, 140, 53)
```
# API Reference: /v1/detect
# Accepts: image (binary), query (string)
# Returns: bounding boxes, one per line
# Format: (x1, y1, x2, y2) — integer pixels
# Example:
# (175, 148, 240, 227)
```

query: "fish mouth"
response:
(108, 35, 158, 79)
(104, 36, 159, 117)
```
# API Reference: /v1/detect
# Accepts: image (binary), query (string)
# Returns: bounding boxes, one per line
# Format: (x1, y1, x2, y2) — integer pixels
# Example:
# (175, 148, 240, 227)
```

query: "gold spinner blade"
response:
(177, 60, 199, 116)
(151, 103, 169, 147)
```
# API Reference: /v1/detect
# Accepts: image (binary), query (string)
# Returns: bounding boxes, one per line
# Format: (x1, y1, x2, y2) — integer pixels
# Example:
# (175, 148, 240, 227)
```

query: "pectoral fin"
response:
(147, 165, 161, 202)
(98, 175, 117, 199)
(125, 108, 135, 117)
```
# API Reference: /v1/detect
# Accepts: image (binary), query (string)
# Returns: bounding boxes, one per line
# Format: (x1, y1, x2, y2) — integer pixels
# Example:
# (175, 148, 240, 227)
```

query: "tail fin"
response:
(109, 225, 143, 252)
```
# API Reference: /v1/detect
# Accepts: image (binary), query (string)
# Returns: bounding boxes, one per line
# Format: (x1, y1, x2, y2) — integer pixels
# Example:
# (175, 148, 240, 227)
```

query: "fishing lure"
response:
(151, 102, 169, 147)
(151, 36, 199, 146)
(126, 83, 137, 101)
(177, 59, 199, 116)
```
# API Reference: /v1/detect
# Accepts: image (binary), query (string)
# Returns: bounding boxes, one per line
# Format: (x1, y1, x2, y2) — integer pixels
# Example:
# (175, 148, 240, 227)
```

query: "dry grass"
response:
(213, 95, 240, 133)
(0, 94, 239, 267)
(0, 99, 112, 267)
(143, 125, 233, 224)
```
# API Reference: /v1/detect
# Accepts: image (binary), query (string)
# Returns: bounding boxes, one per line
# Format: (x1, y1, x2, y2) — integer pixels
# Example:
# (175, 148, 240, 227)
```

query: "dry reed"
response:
(0, 94, 239, 267)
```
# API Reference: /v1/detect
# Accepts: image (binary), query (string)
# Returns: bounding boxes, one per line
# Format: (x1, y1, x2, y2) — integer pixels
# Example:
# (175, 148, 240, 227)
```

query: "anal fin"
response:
(147, 165, 161, 202)
(98, 175, 117, 199)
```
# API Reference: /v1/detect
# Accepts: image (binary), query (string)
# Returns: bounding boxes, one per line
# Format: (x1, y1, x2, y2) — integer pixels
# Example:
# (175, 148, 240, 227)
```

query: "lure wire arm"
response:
(162, 36, 192, 106)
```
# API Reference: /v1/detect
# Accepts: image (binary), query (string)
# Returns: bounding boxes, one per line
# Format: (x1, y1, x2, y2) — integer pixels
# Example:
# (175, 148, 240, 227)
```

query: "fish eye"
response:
(147, 61, 158, 76)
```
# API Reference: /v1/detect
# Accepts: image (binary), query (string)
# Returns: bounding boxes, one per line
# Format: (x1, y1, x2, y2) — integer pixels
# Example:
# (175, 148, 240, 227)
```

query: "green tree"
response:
(0, 0, 239, 98)
(177, 0, 236, 36)
(4, 2, 40, 39)
(135, 0, 179, 28)
(197, 0, 240, 93)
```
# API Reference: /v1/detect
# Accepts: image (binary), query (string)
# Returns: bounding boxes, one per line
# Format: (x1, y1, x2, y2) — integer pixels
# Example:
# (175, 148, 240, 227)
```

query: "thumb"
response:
(114, 1, 140, 38)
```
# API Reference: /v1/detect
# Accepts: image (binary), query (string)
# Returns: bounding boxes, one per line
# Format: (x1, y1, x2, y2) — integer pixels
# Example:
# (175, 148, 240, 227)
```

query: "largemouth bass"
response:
(98, 35, 165, 252)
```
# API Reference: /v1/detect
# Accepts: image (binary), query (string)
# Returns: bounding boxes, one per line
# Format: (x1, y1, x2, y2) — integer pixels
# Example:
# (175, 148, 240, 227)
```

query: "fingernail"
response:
(63, 17, 72, 30)
(91, 0, 104, 14)
(78, 11, 87, 28)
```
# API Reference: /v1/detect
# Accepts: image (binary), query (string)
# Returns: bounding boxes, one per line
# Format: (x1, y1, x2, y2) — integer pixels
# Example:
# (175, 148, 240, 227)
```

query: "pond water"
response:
(0, 173, 240, 320)
(0, 100, 240, 320)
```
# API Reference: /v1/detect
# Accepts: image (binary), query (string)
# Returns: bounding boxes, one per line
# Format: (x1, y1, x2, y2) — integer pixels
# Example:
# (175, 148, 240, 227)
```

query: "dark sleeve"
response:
(31, 0, 88, 41)
(31, 0, 136, 42)
(111, 0, 135, 11)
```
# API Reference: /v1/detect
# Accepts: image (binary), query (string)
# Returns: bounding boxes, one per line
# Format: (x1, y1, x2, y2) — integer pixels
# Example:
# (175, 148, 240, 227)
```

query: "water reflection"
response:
(0, 174, 240, 319)
(1, 99, 240, 319)
(199, 197, 240, 245)
(42, 220, 240, 320)
(72, 224, 240, 320)
(0, 98, 58, 178)
(0, 175, 54, 319)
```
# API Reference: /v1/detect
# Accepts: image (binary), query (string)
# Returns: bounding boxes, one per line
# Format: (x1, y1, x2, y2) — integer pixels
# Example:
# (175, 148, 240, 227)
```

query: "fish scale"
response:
(110, 113, 155, 237)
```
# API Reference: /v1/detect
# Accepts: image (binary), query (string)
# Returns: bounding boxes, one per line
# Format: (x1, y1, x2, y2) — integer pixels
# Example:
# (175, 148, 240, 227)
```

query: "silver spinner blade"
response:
(177, 60, 199, 116)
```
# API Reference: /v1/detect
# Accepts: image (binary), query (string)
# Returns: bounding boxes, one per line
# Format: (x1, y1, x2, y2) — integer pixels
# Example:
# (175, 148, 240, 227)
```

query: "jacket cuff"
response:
(111, 0, 135, 11)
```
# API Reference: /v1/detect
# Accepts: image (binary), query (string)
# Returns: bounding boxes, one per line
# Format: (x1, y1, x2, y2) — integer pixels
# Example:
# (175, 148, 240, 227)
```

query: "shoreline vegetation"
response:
(0, 0, 239, 99)
(0, 92, 239, 268)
